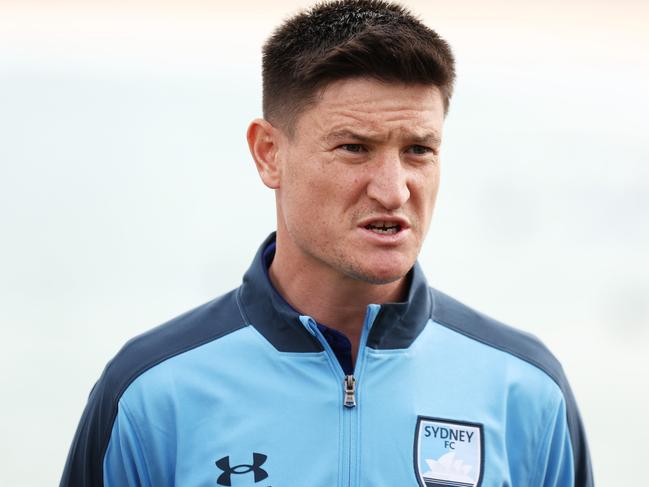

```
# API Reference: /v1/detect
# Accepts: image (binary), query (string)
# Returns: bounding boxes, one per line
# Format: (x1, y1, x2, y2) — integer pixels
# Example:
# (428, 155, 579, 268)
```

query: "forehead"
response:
(293, 78, 445, 140)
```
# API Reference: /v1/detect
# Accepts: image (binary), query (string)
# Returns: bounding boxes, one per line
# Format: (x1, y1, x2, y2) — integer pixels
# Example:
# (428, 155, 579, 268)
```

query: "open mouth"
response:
(364, 221, 402, 235)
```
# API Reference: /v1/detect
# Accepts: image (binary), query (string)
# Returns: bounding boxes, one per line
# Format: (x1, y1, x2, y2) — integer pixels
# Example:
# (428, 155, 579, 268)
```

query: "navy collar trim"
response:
(238, 233, 433, 352)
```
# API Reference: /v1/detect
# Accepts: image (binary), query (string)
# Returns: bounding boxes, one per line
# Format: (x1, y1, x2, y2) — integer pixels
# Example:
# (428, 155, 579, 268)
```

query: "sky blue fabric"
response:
(62, 234, 592, 486)
(102, 307, 578, 486)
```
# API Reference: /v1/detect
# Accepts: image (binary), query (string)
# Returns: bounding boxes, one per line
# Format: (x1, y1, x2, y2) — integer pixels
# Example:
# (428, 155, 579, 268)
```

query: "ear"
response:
(247, 118, 282, 189)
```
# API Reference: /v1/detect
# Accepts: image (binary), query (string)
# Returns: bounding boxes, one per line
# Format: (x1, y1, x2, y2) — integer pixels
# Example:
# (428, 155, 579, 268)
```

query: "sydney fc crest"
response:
(414, 416, 484, 487)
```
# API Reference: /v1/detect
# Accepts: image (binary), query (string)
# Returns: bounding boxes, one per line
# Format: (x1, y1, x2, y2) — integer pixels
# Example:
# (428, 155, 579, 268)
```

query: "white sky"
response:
(1, 1, 648, 485)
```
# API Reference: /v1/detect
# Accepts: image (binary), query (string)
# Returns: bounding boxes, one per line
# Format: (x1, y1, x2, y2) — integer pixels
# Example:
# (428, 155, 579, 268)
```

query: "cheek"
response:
(412, 166, 440, 200)
(290, 159, 358, 204)
(410, 169, 440, 230)
(428, 176, 441, 204)
(281, 163, 340, 227)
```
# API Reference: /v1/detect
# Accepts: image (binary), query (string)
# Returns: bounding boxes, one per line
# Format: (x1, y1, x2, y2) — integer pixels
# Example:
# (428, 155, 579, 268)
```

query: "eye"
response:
(340, 144, 366, 153)
(407, 145, 433, 155)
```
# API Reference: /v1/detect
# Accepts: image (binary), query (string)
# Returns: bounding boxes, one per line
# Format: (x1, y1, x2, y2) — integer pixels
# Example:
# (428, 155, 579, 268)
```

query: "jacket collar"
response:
(238, 233, 433, 352)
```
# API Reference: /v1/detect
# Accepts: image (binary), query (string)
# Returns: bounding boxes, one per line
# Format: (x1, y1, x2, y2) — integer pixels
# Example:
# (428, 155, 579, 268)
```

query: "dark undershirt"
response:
(262, 242, 354, 375)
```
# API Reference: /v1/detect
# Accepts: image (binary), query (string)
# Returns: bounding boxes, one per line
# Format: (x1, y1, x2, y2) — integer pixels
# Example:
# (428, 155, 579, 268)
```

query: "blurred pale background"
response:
(1, 0, 647, 485)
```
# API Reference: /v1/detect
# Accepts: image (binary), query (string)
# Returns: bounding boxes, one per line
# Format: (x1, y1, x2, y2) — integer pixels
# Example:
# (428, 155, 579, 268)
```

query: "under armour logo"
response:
(215, 452, 269, 486)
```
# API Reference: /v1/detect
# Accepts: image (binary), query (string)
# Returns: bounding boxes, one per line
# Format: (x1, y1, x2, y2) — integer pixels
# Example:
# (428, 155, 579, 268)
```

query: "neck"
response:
(268, 233, 408, 362)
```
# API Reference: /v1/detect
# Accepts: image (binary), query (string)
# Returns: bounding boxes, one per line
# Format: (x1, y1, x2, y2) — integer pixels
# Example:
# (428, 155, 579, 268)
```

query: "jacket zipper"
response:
(300, 304, 381, 487)
(343, 375, 356, 407)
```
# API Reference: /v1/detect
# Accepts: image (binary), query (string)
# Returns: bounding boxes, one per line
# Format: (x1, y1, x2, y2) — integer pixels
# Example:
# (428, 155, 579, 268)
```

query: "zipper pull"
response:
(343, 375, 356, 408)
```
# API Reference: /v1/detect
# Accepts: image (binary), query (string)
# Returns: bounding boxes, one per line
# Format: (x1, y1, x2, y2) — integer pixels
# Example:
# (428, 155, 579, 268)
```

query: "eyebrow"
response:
(326, 129, 441, 146)
(326, 130, 381, 144)
(409, 131, 441, 146)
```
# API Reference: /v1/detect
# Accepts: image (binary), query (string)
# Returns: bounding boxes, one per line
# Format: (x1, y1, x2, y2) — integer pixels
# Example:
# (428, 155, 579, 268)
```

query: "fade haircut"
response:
(262, 0, 456, 132)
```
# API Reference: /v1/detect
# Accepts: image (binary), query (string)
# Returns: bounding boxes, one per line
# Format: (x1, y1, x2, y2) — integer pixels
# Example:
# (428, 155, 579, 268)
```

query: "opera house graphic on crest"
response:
(414, 416, 484, 487)
(422, 452, 475, 487)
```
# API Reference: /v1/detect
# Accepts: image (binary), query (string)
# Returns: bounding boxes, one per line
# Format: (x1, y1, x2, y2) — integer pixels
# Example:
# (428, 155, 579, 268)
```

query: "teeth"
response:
(371, 227, 398, 234)
(366, 221, 400, 234)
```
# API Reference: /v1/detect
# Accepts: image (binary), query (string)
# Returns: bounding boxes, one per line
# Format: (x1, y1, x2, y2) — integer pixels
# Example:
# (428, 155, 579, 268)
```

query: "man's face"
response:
(274, 77, 445, 285)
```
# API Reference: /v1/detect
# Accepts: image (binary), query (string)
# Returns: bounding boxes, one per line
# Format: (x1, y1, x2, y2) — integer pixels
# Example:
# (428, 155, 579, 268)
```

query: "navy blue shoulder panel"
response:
(430, 287, 593, 487)
(59, 289, 246, 487)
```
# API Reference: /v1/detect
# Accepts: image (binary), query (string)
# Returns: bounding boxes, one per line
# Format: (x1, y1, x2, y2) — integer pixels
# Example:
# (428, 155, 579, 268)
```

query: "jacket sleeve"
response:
(59, 366, 123, 486)
(103, 402, 152, 487)
(534, 384, 593, 487)
(564, 380, 594, 486)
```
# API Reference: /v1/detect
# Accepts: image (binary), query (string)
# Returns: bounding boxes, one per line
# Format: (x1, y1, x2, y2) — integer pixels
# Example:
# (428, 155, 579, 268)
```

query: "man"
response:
(61, 1, 593, 486)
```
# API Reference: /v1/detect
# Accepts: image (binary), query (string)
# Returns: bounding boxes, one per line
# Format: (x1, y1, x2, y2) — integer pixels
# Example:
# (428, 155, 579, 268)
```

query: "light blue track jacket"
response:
(61, 233, 593, 486)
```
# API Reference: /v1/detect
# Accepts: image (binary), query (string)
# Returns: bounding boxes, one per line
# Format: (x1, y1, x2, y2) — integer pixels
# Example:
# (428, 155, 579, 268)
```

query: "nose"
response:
(366, 150, 410, 210)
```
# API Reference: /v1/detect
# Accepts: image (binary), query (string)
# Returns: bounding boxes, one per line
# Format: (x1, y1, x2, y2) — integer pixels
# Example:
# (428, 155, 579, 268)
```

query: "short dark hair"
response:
(262, 0, 456, 131)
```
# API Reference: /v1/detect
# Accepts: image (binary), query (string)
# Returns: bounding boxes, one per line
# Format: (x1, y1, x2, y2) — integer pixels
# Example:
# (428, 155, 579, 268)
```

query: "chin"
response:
(345, 259, 411, 285)
(325, 243, 415, 285)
